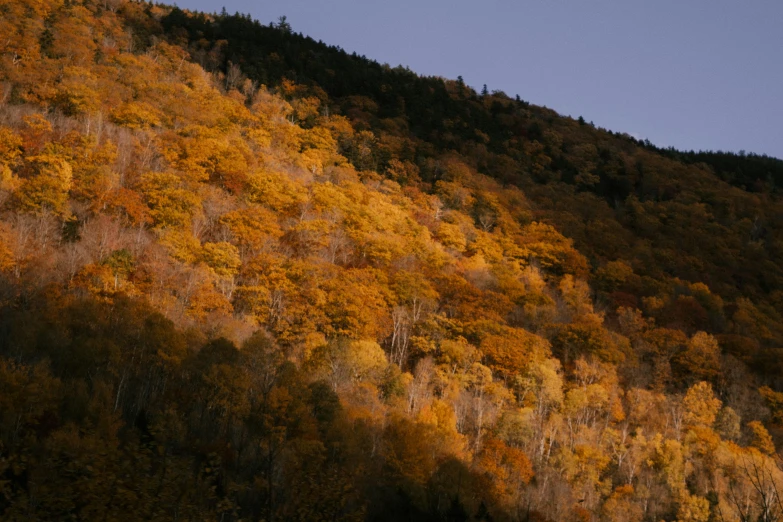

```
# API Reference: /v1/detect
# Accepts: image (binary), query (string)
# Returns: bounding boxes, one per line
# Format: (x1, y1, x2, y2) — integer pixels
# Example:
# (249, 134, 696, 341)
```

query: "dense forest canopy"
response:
(2, 1, 783, 520)
(160, 7, 783, 302)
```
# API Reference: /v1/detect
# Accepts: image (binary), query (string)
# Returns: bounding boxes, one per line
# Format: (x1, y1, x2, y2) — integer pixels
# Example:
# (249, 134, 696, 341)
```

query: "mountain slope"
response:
(1, 1, 783, 521)
(162, 8, 783, 305)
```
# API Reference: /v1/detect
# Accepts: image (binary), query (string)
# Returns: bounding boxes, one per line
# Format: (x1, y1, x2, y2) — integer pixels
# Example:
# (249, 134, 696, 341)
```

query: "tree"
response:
(474, 324, 550, 380)
(747, 420, 776, 455)
(276, 15, 292, 33)
(321, 269, 390, 340)
(14, 154, 72, 215)
(476, 437, 533, 515)
(220, 206, 283, 257)
(140, 172, 200, 228)
(682, 381, 721, 430)
(672, 331, 721, 383)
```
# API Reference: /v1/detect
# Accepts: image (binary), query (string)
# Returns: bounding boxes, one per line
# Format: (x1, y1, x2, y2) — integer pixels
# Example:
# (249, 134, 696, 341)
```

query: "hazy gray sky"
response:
(174, 0, 783, 159)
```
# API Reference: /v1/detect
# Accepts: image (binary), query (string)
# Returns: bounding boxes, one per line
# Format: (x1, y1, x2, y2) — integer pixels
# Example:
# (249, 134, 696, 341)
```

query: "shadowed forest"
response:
(2, 1, 783, 520)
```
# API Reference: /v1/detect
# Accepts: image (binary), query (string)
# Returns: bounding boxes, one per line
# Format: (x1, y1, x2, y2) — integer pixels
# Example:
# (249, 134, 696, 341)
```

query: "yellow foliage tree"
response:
(201, 242, 241, 278)
(682, 381, 721, 430)
(14, 154, 72, 215)
(140, 172, 200, 228)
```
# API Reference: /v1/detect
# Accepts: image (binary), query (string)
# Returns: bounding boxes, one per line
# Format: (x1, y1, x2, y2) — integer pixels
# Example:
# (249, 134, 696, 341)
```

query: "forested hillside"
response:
(2, 1, 783, 520)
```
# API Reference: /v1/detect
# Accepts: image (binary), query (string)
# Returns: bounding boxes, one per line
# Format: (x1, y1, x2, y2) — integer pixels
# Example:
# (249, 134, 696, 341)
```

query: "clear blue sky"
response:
(174, 0, 783, 159)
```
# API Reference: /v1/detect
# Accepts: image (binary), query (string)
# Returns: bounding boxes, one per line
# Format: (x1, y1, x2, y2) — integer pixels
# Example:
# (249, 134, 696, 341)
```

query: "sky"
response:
(173, 0, 783, 159)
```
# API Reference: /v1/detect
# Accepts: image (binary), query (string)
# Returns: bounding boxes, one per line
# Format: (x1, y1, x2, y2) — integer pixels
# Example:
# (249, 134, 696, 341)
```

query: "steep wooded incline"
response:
(1, 1, 783, 521)
(162, 8, 783, 306)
